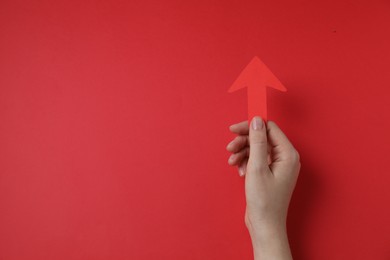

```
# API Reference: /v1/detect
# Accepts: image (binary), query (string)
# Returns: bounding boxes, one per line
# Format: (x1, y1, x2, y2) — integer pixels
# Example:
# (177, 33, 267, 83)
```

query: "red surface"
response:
(1, 0, 390, 259)
(229, 56, 287, 122)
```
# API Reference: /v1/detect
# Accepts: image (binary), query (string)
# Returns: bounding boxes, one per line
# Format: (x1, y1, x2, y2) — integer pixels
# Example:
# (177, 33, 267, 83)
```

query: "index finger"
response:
(229, 120, 249, 135)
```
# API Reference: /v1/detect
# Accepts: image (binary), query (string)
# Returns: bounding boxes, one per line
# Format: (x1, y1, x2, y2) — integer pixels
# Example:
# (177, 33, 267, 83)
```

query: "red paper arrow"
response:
(228, 56, 287, 123)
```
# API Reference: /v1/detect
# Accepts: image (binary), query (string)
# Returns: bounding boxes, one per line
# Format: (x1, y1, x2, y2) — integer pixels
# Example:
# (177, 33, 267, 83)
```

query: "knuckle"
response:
(285, 148, 300, 164)
(294, 149, 301, 162)
(250, 136, 267, 146)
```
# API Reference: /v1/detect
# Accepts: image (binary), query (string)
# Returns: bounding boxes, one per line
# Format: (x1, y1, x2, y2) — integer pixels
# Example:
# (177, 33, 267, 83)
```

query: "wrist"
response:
(246, 220, 292, 260)
(245, 212, 287, 239)
(247, 220, 287, 243)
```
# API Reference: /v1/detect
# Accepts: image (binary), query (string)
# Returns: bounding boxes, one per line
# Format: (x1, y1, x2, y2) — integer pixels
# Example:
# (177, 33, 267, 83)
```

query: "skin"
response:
(226, 116, 300, 260)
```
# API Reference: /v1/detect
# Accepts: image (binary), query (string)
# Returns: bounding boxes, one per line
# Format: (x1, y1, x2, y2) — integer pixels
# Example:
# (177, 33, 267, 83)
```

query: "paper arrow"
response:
(228, 56, 287, 123)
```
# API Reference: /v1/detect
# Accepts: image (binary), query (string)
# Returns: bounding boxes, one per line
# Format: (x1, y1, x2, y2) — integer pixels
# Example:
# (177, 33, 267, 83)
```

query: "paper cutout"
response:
(228, 56, 287, 123)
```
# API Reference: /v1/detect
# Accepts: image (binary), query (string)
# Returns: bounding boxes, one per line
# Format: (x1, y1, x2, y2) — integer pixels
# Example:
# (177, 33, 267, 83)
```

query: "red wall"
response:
(1, 0, 390, 259)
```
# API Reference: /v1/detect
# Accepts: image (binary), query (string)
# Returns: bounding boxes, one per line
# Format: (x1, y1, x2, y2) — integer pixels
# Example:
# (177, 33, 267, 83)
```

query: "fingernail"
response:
(226, 141, 232, 149)
(238, 166, 244, 176)
(228, 155, 234, 164)
(252, 116, 263, 130)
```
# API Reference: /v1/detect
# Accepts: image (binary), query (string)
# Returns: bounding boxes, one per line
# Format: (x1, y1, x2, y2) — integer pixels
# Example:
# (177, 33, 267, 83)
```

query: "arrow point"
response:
(228, 55, 287, 93)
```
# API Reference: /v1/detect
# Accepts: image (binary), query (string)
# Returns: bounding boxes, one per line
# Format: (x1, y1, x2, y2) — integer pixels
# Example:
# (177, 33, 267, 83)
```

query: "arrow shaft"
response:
(247, 85, 267, 123)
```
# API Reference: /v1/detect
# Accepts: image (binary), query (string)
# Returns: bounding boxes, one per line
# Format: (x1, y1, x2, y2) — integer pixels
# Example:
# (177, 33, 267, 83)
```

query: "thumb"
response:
(248, 116, 269, 171)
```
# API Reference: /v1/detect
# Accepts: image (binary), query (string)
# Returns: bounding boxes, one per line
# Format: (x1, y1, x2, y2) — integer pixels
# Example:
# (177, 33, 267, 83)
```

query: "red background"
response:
(1, 0, 390, 259)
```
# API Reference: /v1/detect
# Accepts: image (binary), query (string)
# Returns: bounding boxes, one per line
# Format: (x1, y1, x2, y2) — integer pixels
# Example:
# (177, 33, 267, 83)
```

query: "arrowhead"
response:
(228, 56, 287, 93)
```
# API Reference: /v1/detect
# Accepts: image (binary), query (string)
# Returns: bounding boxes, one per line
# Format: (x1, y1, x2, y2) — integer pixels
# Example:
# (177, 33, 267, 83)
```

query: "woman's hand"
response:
(226, 116, 300, 260)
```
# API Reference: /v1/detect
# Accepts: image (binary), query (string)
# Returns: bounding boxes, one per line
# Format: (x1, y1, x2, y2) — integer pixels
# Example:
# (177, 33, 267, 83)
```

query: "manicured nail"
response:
(252, 116, 263, 130)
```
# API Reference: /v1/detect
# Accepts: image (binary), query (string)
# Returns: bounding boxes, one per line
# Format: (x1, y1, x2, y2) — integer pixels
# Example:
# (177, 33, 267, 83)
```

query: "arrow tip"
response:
(228, 56, 287, 93)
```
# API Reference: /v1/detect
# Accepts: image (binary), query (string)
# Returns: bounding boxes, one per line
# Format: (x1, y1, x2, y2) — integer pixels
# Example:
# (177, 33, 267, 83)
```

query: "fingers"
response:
(226, 135, 249, 153)
(229, 120, 249, 135)
(227, 119, 299, 179)
(227, 121, 250, 175)
(238, 158, 248, 177)
(267, 121, 298, 163)
(266, 121, 300, 178)
(248, 116, 269, 171)
(228, 147, 249, 166)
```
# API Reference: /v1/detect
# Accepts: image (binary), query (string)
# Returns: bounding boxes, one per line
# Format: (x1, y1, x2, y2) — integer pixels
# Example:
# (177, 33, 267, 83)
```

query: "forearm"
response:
(249, 224, 292, 260)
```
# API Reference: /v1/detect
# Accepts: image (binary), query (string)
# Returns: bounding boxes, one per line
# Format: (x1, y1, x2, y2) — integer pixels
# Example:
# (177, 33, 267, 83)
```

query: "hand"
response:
(226, 116, 300, 260)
